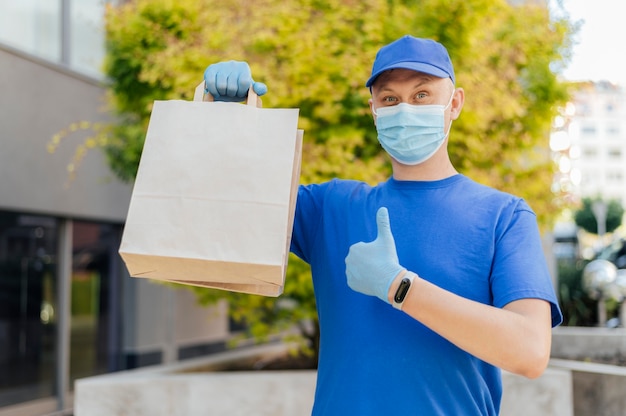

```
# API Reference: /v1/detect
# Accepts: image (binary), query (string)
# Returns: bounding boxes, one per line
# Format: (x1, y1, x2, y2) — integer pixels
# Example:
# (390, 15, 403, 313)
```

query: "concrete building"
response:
(553, 82, 626, 209)
(0, 2, 229, 414)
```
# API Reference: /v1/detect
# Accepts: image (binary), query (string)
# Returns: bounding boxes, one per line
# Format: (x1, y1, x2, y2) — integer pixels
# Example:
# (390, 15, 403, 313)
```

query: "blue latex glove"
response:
(203, 60, 268, 102)
(345, 207, 406, 303)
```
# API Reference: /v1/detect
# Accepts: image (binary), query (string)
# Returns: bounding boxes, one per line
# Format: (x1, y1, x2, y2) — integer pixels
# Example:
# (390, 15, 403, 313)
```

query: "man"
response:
(203, 35, 562, 415)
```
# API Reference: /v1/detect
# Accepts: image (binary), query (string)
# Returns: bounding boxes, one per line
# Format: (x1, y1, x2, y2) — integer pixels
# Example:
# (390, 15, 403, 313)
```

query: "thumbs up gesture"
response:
(345, 207, 406, 303)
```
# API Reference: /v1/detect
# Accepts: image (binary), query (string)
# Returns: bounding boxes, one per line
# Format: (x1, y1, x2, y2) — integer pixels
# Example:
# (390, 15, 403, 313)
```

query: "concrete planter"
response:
(75, 342, 574, 416)
(551, 326, 626, 362)
(75, 344, 315, 416)
(76, 368, 316, 416)
(551, 326, 626, 416)
(550, 358, 626, 416)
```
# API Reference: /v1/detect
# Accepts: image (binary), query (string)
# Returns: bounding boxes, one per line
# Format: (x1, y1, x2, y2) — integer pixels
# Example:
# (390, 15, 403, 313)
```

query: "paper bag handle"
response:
(194, 82, 262, 108)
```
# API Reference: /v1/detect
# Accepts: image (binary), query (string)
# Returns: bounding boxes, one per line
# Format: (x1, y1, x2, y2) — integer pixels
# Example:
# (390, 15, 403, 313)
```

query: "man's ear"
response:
(369, 98, 377, 124)
(450, 88, 465, 121)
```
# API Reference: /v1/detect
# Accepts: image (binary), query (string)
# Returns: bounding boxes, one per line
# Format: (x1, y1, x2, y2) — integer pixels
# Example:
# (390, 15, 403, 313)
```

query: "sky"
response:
(554, 0, 626, 85)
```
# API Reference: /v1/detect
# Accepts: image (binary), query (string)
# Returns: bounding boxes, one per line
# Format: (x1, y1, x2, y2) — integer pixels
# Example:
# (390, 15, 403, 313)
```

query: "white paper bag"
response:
(119, 83, 303, 296)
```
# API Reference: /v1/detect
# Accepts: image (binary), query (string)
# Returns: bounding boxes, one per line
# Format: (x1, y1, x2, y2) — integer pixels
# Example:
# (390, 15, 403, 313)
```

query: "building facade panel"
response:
(0, 47, 132, 222)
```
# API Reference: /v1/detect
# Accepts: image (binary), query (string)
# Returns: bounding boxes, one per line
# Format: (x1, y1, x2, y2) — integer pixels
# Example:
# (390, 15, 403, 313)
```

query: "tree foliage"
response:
(102, 0, 574, 354)
(574, 197, 624, 235)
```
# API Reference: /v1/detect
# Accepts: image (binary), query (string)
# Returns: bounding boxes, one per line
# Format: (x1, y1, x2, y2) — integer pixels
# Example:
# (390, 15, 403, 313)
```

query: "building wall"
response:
(122, 277, 230, 368)
(0, 46, 131, 221)
(568, 82, 626, 208)
(0, 46, 231, 412)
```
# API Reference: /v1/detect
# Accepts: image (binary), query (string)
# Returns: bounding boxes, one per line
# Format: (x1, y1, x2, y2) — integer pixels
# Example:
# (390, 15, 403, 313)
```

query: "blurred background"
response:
(0, 0, 625, 414)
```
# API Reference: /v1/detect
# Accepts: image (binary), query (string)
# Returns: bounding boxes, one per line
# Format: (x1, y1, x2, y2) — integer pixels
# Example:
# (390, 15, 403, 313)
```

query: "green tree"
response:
(99, 0, 574, 356)
(574, 197, 624, 235)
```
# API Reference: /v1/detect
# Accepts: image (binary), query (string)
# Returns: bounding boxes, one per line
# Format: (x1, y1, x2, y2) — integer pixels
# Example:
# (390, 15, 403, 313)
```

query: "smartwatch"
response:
(392, 271, 416, 310)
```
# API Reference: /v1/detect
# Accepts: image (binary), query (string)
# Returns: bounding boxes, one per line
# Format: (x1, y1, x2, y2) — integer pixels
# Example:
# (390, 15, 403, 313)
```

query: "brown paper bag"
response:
(119, 83, 303, 296)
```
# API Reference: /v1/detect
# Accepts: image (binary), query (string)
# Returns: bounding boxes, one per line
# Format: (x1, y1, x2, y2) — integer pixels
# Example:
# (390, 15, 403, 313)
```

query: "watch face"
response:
(394, 277, 412, 303)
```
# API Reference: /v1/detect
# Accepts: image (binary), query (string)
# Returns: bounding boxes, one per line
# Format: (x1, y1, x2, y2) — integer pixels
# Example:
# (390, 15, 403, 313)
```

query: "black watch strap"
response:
(392, 272, 416, 310)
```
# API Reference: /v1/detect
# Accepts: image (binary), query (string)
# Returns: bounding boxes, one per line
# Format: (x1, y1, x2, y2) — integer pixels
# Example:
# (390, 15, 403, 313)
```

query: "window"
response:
(580, 171, 599, 187)
(69, 0, 113, 77)
(575, 102, 590, 116)
(582, 147, 598, 158)
(0, 1, 61, 62)
(0, 0, 117, 78)
(580, 124, 597, 136)
(606, 125, 621, 136)
(608, 148, 623, 158)
(606, 171, 624, 183)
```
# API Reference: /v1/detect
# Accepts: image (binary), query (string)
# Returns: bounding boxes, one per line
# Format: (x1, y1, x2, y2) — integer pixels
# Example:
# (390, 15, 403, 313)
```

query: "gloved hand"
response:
(203, 60, 268, 102)
(345, 207, 406, 303)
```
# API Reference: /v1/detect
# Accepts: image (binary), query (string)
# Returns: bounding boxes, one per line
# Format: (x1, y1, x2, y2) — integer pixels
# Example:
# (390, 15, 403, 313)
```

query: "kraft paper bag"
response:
(119, 83, 303, 296)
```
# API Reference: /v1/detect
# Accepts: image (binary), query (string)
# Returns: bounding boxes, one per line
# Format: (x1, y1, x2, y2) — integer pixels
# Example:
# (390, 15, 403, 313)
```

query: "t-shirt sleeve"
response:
(491, 199, 563, 327)
(290, 182, 328, 264)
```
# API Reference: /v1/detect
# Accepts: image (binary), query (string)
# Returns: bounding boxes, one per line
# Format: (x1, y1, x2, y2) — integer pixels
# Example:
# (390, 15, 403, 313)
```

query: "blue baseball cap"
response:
(366, 36, 455, 87)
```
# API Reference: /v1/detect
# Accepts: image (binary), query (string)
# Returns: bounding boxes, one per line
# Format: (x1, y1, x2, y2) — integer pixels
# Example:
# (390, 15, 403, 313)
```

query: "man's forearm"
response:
(387, 273, 552, 378)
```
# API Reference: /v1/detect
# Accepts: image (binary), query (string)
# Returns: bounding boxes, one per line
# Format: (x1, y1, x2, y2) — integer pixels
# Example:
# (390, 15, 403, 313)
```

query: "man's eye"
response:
(416, 93, 427, 99)
(383, 96, 397, 103)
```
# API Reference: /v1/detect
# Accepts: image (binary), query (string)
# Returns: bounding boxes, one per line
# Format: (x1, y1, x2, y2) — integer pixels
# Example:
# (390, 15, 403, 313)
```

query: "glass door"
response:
(70, 221, 123, 383)
(0, 212, 58, 407)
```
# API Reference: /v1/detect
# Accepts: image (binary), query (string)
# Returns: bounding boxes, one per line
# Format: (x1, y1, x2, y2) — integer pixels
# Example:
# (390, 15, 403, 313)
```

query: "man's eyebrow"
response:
(374, 72, 437, 93)
(376, 79, 432, 93)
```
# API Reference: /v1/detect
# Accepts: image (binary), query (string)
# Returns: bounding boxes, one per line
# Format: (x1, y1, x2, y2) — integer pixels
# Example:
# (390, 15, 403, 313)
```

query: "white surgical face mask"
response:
(373, 91, 454, 165)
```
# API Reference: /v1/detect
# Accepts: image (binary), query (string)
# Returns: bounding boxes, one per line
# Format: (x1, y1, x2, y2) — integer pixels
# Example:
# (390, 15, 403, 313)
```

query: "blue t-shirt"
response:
(290, 175, 562, 416)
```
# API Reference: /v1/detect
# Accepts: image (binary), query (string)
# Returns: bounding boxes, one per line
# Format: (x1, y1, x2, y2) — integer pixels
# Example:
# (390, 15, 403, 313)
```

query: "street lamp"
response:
(591, 200, 608, 240)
